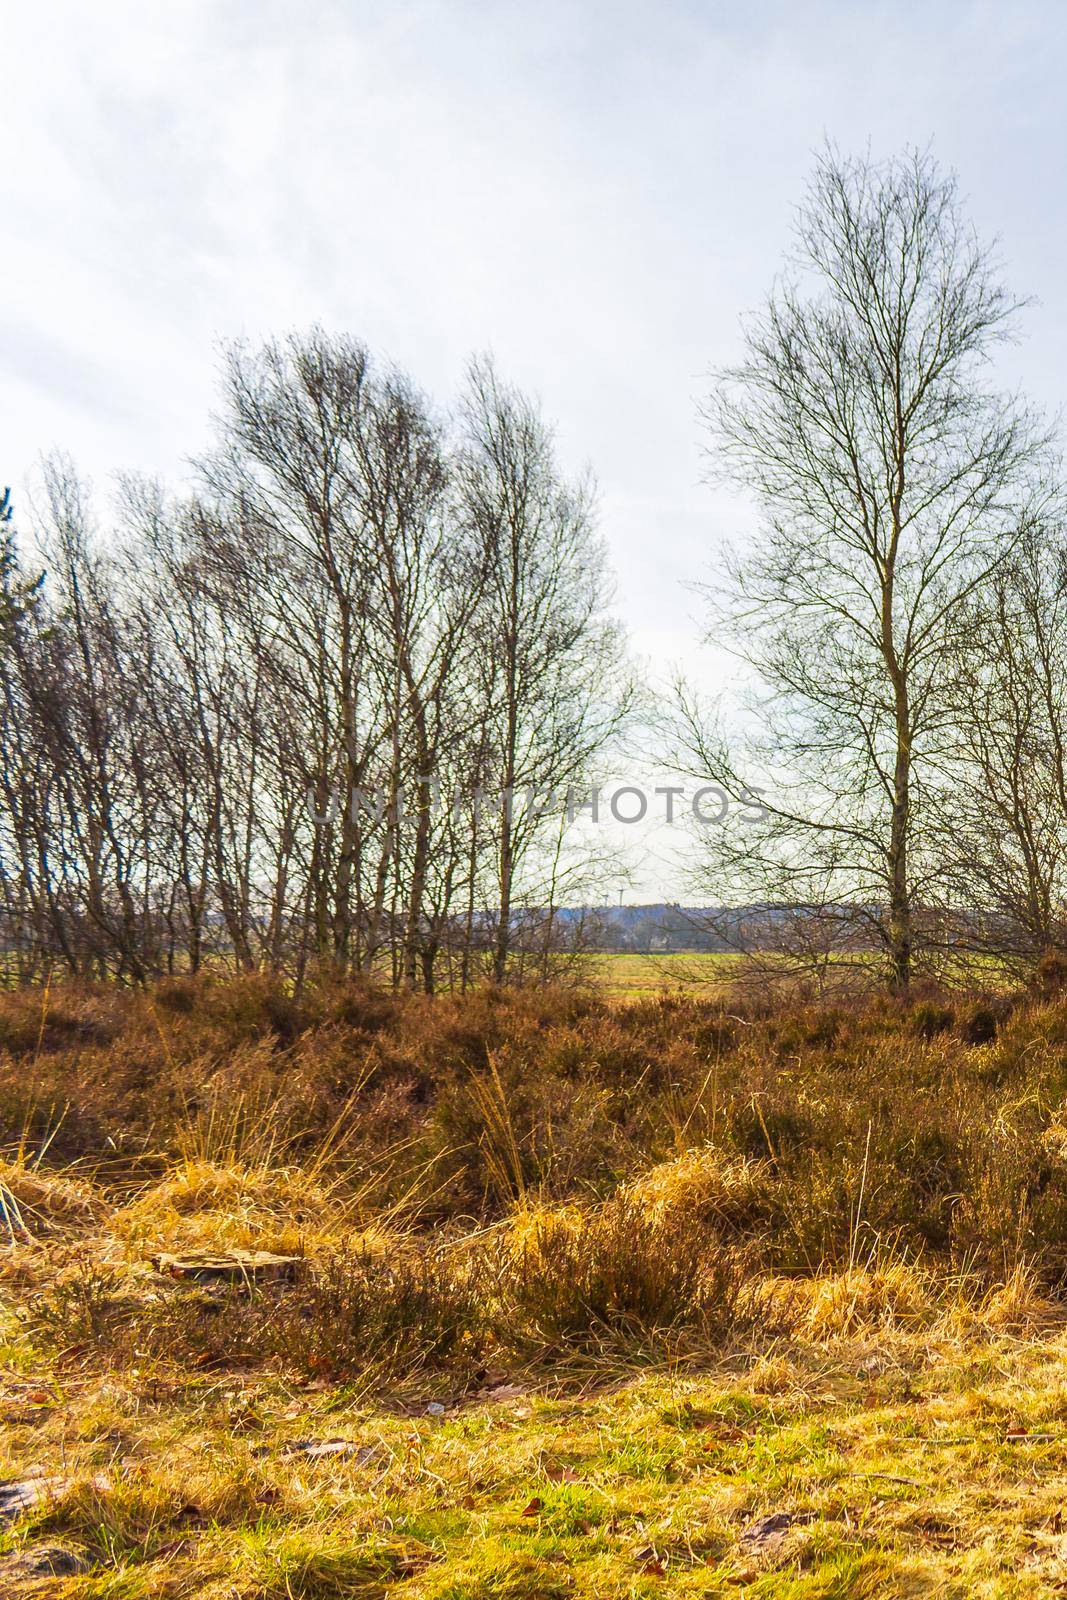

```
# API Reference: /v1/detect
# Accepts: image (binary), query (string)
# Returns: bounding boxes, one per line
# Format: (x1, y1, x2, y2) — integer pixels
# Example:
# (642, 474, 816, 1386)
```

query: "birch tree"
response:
(695, 145, 1052, 990)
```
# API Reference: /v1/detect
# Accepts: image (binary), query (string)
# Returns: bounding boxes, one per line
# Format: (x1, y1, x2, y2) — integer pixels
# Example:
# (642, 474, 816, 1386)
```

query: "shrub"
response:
(278, 1244, 488, 1379)
(498, 1196, 766, 1351)
(910, 1001, 956, 1040)
(18, 971, 1067, 1298)
(31, 1243, 490, 1385)
(956, 995, 1014, 1045)
(625, 1146, 772, 1235)
(1031, 949, 1067, 1000)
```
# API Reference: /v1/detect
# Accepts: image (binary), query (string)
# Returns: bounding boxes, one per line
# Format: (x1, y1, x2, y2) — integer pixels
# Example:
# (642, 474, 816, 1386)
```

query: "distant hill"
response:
(556, 904, 752, 953)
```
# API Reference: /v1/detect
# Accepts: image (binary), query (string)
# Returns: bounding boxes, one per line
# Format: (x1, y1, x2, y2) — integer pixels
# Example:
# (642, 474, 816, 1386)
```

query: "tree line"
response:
(0, 344, 627, 988)
(5, 144, 1067, 993)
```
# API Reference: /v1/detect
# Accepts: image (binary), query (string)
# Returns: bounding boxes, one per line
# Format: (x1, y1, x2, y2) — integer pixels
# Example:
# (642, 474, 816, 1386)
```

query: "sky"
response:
(5, 0, 1067, 897)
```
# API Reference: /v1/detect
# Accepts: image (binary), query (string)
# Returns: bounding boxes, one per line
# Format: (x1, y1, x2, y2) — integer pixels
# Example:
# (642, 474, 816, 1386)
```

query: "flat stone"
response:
(737, 1509, 817, 1567)
(0, 1543, 90, 1577)
(0, 1476, 68, 1524)
(150, 1250, 302, 1285)
(739, 1511, 795, 1554)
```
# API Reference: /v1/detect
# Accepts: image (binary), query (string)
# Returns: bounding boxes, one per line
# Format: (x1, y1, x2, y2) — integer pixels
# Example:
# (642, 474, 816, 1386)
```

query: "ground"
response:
(3, 973, 1066, 1596)
(5, 1265, 1067, 1596)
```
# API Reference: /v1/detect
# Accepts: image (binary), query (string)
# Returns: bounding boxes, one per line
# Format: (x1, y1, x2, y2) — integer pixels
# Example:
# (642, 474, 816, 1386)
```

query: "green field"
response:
(589, 952, 742, 998)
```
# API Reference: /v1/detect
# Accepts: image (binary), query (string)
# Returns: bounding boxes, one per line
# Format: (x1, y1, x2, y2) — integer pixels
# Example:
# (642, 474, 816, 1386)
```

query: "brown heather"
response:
(5, 971, 1067, 1356)
(9, 973, 1067, 1595)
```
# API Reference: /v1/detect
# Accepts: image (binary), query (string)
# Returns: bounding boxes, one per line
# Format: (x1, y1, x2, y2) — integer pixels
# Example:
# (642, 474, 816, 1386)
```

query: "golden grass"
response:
(0, 1157, 99, 1235)
(6, 1228, 1067, 1596)
(625, 1146, 771, 1230)
(112, 1159, 349, 1255)
(0, 1137, 1065, 1596)
(4, 977, 1067, 1591)
(793, 1262, 938, 1338)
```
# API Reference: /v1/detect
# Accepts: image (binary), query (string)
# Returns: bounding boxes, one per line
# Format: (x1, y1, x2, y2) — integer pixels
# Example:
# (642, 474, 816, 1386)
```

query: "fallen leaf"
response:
(634, 1543, 668, 1574)
(521, 1497, 543, 1517)
(730, 1565, 759, 1585)
(279, 1439, 377, 1464)
(485, 1382, 526, 1402)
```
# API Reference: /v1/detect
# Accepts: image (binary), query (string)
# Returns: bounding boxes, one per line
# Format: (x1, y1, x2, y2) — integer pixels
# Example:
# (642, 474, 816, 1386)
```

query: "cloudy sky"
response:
(6, 0, 1067, 893)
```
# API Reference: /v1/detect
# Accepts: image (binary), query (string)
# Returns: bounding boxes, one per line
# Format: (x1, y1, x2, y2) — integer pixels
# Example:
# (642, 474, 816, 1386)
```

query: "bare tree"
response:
(0, 460, 176, 979)
(691, 145, 1053, 990)
(937, 523, 1067, 969)
(458, 356, 629, 984)
(197, 332, 494, 989)
(0, 336, 631, 989)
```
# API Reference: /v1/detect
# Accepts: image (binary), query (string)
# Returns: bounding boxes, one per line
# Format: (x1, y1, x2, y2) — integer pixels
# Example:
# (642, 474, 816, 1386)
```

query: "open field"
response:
(588, 953, 741, 999)
(4, 974, 1067, 1594)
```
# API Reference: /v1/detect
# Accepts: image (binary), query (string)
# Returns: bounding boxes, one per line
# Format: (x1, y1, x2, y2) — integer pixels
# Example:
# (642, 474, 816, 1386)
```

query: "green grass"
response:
(5, 1296, 1067, 1596)
(588, 952, 741, 998)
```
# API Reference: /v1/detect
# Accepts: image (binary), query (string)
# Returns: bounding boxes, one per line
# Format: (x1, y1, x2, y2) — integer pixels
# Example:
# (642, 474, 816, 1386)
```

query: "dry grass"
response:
(625, 1147, 772, 1234)
(0, 1158, 98, 1236)
(7, 1255, 1067, 1595)
(4, 974, 1067, 1592)
(112, 1160, 355, 1256)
